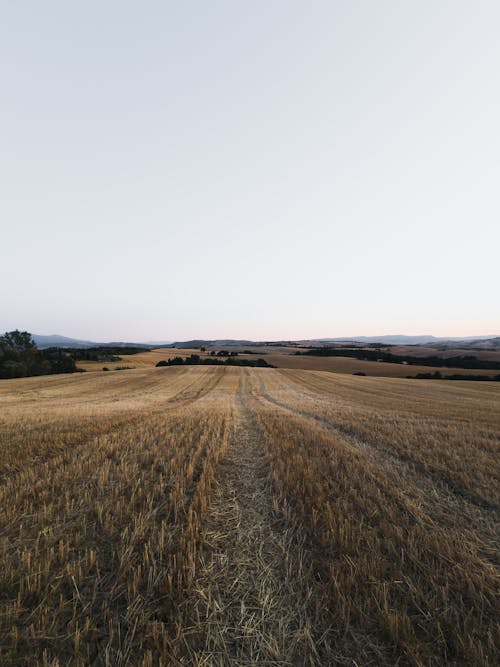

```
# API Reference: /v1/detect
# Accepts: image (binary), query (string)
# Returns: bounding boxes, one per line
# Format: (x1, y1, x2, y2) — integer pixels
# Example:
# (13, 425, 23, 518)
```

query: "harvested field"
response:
(0, 367, 499, 665)
(389, 345, 500, 362)
(258, 353, 498, 377)
(77, 347, 499, 378)
(75, 348, 205, 372)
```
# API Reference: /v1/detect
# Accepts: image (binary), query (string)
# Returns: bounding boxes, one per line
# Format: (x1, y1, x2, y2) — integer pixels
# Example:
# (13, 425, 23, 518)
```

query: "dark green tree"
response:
(0, 330, 37, 377)
(0, 330, 36, 351)
(0, 331, 78, 379)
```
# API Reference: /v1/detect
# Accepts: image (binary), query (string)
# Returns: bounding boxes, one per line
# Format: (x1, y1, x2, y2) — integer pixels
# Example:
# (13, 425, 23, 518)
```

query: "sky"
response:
(1, 1, 499, 342)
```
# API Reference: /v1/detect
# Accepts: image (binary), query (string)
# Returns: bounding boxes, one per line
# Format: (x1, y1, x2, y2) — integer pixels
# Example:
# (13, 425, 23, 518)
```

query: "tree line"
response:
(156, 354, 275, 368)
(0, 331, 78, 379)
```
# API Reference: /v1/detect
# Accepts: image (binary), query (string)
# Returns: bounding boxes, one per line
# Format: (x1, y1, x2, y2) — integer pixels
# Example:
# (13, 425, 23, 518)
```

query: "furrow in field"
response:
(247, 375, 499, 665)
(0, 375, 235, 666)
(280, 369, 500, 426)
(163, 365, 226, 405)
(172, 369, 336, 665)
(248, 371, 500, 563)
(0, 367, 227, 482)
(257, 370, 500, 511)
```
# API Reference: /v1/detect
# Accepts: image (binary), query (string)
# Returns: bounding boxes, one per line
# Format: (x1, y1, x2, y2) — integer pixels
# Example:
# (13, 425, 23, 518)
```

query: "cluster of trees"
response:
(300, 347, 500, 370)
(208, 350, 238, 357)
(0, 331, 78, 379)
(156, 354, 274, 368)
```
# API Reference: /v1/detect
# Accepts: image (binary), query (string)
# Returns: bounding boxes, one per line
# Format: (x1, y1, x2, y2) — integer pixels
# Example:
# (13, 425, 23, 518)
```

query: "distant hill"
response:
(32, 335, 150, 350)
(30, 333, 499, 350)
(313, 335, 498, 346)
(32, 334, 97, 349)
(144, 340, 173, 346)
(451, 337, 500, 350)
(167, 339, 255, 349)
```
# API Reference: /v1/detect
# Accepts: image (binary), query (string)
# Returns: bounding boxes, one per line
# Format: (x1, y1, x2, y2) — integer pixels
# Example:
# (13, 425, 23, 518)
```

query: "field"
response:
(76, 346, 499, 378)
(0, 367, 499, 665)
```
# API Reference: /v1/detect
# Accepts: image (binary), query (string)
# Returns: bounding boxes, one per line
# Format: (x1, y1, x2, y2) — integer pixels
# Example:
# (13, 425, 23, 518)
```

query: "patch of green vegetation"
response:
(0, 330, 79, 379)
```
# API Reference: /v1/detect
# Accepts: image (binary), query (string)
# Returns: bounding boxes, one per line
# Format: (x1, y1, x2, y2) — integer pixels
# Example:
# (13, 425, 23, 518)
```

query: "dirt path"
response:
(175, 370, 322, 666)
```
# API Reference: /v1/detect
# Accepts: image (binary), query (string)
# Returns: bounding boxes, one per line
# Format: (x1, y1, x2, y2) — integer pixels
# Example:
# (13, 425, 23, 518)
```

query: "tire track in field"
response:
(249, 371, 500, 566)
(176, 369, 328, 666)
(164, 366, 226, 405)
(0, 368, 226, 490)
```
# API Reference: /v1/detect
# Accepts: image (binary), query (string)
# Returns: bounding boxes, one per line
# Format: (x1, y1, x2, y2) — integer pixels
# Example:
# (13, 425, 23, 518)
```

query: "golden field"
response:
(0, 367, 499, 665)
(76, 346, 498, 378)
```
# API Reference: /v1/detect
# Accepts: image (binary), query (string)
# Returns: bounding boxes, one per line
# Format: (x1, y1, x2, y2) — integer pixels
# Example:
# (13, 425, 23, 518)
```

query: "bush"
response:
(413, 371, 443, 380)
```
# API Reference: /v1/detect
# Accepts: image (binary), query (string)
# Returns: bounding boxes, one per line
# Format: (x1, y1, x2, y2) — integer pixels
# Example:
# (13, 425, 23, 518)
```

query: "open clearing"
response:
(1, 367, 499, 665)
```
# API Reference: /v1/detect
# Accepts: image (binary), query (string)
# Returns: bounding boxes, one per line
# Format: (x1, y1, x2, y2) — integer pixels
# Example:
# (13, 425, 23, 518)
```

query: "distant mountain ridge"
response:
(313, 335, 499, 346)
(29, 333, 500, 349)
(32, 335, 96, 348)
(32, 335, 150, 349)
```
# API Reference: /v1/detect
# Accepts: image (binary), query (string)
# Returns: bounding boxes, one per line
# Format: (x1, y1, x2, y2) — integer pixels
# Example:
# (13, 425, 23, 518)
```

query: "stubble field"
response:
(0, 367, 499, 665)
(75, 346, 498, 378)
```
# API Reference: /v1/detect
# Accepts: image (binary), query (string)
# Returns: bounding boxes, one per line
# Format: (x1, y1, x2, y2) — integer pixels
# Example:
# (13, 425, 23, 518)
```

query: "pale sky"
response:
(1, 1, 499, 342)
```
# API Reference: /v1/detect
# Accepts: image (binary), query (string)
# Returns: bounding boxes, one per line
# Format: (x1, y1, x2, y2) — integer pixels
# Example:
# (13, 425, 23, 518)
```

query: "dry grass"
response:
(0, 366, 499, 665)
(0, 368, 235, 665)
(260, 352, 498, 378)
(390, 345, 500, 362)
(75, 348, 206, 372)
(247, 373, 500, 665)
(255, 370, 500, 508)
(76, 346, 500, 378)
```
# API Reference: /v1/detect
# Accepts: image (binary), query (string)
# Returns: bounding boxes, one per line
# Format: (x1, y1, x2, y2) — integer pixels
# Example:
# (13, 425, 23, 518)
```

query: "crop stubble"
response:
(0, 366, 498, 665)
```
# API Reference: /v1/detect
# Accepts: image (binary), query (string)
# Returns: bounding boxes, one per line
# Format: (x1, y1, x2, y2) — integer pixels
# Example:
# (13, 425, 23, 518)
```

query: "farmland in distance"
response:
(75, 344, 500, 379)
(0, 366, 499, 665)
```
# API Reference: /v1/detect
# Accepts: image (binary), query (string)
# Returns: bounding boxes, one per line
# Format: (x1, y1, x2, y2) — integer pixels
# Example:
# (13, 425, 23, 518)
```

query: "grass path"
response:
(174, 371, 322, 666)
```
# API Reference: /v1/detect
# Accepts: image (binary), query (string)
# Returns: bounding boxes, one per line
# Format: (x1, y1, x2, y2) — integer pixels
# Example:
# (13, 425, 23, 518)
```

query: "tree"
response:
(0, 330, 37, 377)
(0, 330, 77, 379)
(0, 330, 36, 351)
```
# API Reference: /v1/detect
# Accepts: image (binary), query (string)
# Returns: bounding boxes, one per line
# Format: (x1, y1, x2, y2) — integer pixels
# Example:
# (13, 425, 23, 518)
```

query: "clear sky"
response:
(1, 1, 499, 341)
